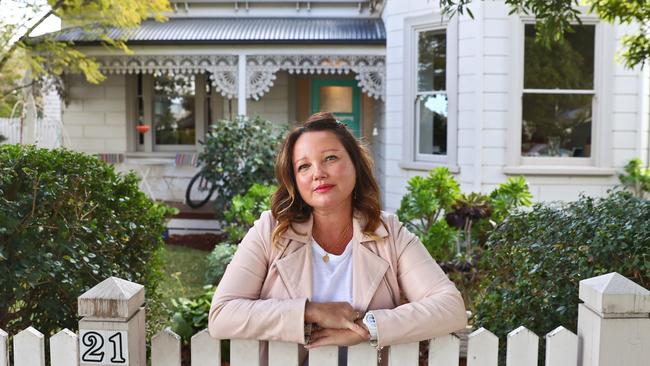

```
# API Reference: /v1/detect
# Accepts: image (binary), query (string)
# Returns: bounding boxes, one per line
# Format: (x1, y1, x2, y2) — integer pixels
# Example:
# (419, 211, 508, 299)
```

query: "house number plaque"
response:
(79, 330, 129, 365)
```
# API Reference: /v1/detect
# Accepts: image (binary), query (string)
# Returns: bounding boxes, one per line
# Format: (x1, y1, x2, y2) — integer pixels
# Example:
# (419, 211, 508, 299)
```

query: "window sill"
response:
(503, 165, 617, 176)
(399, 161, 460, 174)
(125, 152, 181, 159)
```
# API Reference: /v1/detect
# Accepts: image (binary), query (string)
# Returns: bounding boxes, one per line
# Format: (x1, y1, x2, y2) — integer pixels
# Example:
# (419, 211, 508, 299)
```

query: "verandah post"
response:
(577, 272, 650, 366)
(77, 277, 146, 366)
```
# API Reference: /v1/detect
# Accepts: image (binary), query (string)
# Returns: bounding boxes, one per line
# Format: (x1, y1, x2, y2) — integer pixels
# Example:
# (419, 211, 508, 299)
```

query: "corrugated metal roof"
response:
(54, 17, 386, 44)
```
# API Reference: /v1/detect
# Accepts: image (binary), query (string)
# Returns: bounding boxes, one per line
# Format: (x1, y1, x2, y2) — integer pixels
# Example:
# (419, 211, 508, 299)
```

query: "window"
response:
(402, 13, 458, 171)
(522, 24, 595, 159)
(130, 73, 211, 152)
(417, 30, 448, 156)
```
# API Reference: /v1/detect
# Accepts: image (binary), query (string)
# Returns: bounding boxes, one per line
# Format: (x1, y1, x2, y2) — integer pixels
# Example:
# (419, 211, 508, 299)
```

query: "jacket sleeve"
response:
(371, 215, 468, 347)
(208, 211, 308, 343)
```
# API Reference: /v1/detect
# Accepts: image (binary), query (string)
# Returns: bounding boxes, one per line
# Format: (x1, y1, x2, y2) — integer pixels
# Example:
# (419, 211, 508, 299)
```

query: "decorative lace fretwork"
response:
(96, 55, 239, 99)
(246, 55, 385, 100)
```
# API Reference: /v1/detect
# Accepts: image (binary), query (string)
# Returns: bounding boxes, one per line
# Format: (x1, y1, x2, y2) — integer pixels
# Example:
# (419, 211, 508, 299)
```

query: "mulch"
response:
(165, 232, 227, 251)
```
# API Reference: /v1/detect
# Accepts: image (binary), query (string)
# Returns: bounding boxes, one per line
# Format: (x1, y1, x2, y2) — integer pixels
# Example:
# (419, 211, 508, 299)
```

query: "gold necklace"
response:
(314, 221, 352, 263)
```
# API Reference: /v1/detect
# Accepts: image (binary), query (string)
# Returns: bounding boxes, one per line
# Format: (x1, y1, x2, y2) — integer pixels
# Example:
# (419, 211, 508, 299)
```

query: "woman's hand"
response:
(306, 320, 370, 348)
(305, 301, 363, 334)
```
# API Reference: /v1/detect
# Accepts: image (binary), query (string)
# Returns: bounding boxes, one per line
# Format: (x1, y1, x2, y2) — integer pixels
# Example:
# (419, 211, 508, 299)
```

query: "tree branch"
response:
(0, 0, 64, 73)
(0, 81, 35, 100)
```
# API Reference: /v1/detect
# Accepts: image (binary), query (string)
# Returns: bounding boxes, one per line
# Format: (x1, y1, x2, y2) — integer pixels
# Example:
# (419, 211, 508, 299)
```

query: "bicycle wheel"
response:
(185, 173, 215, 209)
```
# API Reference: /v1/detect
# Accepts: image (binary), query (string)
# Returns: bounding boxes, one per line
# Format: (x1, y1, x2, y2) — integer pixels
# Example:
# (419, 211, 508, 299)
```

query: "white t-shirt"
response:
(310, 239, 354, 366)
(310, 239, 353, 304)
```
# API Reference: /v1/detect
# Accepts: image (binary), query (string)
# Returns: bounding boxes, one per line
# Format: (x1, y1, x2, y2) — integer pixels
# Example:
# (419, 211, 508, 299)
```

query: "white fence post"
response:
(50, 329, 79, 366)
(506, 326, 538, 366)
(0, 328, 8, 366)
(467, 328, 498, 366)
(78, 277, 146, 366)
(577, 272, 650, 366)
(191, 329, 221, 366)
(13, 326, 45, 366)
(428, 334, 460, 366)
(152, 328, 181, 366)
(545, 326, 577, 366)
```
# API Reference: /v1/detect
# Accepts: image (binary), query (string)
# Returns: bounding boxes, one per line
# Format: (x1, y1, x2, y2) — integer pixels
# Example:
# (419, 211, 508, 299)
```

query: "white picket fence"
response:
(1, 272, 649, 366)
(0, 117, 62, 148)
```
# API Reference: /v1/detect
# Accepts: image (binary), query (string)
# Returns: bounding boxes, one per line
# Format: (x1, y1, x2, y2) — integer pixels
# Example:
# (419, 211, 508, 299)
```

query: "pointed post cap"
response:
(579, 272, 650, 315)
(78, 277, 144, 319)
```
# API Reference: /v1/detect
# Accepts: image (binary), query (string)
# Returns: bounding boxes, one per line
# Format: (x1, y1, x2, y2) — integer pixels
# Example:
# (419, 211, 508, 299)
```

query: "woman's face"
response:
(292, 130, 356, 213)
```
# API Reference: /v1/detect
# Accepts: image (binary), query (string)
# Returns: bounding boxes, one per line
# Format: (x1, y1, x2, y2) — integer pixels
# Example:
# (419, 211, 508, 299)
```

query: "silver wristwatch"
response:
(362, 311, 378, 346)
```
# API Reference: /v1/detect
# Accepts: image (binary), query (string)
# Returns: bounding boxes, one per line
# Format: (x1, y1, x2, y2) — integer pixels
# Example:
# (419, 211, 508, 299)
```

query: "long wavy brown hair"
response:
(271, 112, 384, 246)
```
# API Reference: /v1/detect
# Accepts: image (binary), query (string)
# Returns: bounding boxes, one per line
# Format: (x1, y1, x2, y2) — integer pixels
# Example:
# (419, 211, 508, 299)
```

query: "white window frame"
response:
(504, 12, 617, 175)
(401, 12, 459, 172)
(126, 73, 213, 154)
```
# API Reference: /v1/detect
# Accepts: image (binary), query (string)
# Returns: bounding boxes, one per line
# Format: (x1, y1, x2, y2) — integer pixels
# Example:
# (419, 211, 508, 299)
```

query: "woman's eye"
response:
(325, 155, 338, 161)
(298, 164, 309, 171)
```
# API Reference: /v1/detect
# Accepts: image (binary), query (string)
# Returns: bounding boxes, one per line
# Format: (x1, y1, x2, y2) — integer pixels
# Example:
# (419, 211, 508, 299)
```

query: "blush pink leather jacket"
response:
(208, 210, 467, 363)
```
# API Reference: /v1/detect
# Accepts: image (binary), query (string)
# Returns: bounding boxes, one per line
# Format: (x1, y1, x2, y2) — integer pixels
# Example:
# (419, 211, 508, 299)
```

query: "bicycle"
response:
(184, 146, 217, 209)
(185, 171, 217, 209)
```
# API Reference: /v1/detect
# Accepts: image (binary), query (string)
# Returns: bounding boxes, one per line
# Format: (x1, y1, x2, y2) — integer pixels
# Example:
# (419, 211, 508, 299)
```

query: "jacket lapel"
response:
(275, 243, 312, 300)
(351, 214, 389, 311)
(276, 217, 313, 300)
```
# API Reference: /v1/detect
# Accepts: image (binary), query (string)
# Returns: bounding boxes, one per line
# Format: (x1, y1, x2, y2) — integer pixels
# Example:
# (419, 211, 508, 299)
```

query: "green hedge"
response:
(0, 145, 174, 336)
(475, 190, 650, 362)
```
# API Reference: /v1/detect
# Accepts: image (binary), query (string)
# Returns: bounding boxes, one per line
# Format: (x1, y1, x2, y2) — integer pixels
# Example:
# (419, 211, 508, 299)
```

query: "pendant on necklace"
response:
(322, 254, 330, 263)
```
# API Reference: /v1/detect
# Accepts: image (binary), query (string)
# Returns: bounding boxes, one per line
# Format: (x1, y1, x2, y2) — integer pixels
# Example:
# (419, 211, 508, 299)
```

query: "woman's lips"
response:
(314, 184, 334, 193)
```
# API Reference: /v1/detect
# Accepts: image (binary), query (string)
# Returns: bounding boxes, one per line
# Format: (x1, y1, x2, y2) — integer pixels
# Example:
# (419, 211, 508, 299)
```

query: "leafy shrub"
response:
(0, 145, 175, 336)
(396, 169, 532, 309)
(619, 158, 650, 198)
(205, 244, 238, 286)
(475, 190, 650, 362)
(223, 183, 276, 243)
(396, 168, 531, 262)
(170, 286, 231, 361)
(199, 116, 287, 219)
(204, 183, 275, 286)
(396, 167, 461, 261)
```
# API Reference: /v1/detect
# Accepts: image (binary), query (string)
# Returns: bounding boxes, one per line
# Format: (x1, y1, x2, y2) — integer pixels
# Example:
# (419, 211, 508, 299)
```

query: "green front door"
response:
(311, 80, 361, 138)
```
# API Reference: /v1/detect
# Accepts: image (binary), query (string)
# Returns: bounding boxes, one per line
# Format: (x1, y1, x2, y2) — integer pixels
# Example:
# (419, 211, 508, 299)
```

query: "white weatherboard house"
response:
(49, 0, 648, 212)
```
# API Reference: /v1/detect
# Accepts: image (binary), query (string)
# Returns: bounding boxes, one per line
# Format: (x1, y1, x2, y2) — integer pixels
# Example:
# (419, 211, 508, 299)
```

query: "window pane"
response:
(153, 74, 196, 145)
(524, 24, 595, 90)
(418, 30, 446, 92)
(319, 86, 353, 113)
(522, 93, 592, 157)
(418, 94, 448, 155)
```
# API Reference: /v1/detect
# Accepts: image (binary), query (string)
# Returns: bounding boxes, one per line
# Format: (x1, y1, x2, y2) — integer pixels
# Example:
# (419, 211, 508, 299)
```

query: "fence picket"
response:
(347, 343, 378, 366)
(506, 326, 539, 366)
(152, 328, 181, 366)
(13, 326, 45, 366)
(0, 328, 8, 366)
(429, 334, 460, 366)
(389, 342, 419, 366)
(268, 341, 299, 366)
(308, 346, 338, 366)
(191, 329, 220, 366)
(545, 326, 577, 366)
(467, 328, 498, 366)
(230, 339, 260, 366)
(50, 329, 78, 366)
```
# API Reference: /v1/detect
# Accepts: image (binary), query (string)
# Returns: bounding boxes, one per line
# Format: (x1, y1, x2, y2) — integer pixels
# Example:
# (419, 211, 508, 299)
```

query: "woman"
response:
(208, 112, 467, 365)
